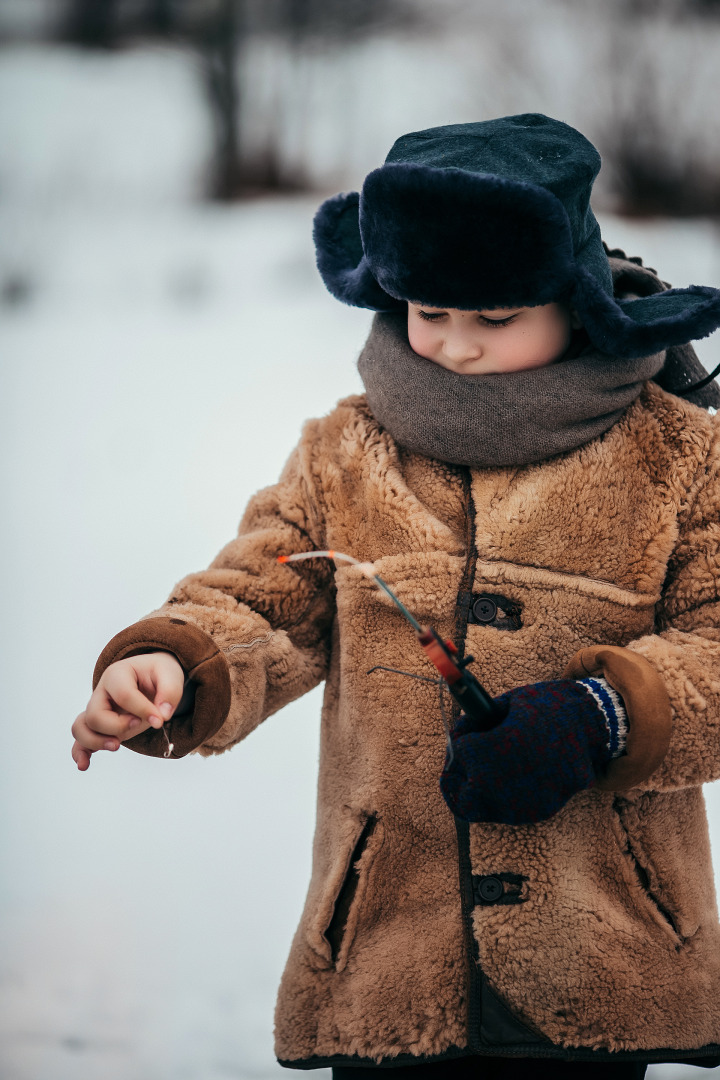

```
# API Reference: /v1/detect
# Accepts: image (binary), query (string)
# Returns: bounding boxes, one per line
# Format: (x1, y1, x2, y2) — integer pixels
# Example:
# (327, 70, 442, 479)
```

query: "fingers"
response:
(72, 651, 186, 771)
(71, 739, 94, 771)
(71, 704, 153, 770)
(147, 653, 185, 720)
(72, 707, 127, 751)
(103, 664, 169, 728)
(121, 652, 185, 726)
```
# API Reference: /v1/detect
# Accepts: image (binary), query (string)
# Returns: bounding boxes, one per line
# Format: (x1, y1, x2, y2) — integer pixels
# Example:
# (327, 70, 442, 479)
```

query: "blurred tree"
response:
(146, 0, 175, 33)
(621, 0, 720, 15)
(611, 137, 720, 216)
(58, 0, 419, 198)
(599, 14, 720, 217)
(61, 0, 183, 45)
(196, 0, 246, 198)
(178, 0, 417, 198)
(62, 0, 120, 47)
(271, 0, 402, 38)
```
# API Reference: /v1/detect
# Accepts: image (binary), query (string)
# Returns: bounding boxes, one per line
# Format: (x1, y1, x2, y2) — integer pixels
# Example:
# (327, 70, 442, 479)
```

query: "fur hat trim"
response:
(313, 191, 398, 310)
(361, 164, 576, 310)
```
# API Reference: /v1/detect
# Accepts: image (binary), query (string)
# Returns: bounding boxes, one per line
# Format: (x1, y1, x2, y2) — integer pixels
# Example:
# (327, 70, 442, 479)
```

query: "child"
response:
(72, 115, 720, 1078)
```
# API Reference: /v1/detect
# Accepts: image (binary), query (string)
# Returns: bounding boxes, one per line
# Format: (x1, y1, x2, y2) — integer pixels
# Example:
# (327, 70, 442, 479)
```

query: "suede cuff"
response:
(93, 617, 232, 758)
(563, 644, 672, 791)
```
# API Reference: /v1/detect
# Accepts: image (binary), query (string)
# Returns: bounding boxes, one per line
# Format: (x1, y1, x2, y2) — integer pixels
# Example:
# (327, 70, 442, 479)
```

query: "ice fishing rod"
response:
(277, 549, 505, 731)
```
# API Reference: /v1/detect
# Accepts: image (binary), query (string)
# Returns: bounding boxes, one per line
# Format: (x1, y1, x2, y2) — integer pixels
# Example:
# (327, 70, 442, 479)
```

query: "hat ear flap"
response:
(313, 192, 403, 311)
(573, 267, 720, 359)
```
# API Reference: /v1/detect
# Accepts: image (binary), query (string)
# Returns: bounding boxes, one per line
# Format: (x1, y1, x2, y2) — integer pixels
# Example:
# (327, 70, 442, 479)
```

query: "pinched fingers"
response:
(72, 651, 185, 771)
(72, 704, 132, 751)
(71, 667, 159, 769)
(132, 651, 185, 721)
(70, 701, 152, 771)
(102, 663, 173, 730)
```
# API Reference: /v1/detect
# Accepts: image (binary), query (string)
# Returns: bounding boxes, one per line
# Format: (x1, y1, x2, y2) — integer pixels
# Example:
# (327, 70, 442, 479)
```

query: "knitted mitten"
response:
(439, 677, 627, 825)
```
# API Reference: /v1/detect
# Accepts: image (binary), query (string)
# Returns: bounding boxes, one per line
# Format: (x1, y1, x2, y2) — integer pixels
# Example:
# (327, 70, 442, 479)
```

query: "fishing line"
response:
(278, 548, 504, 734)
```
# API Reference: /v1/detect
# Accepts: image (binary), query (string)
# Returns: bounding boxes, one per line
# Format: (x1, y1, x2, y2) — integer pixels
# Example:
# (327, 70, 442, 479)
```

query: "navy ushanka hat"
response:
(313, 114, 720, 364)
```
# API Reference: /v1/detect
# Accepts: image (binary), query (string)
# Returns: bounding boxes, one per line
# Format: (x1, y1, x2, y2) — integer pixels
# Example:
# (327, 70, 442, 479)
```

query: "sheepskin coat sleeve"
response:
(624, 420, 720, 791)
(94, 418, 336, 757)
(93, 385, 720, 1067)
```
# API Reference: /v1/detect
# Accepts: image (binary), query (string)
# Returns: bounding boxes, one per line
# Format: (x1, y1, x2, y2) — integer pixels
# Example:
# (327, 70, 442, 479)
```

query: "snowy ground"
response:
(1, 43, 719, 1080)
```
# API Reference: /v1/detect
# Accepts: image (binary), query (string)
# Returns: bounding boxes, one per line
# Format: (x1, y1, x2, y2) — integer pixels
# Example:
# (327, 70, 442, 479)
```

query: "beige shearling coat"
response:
(95, 381, 720, 1068)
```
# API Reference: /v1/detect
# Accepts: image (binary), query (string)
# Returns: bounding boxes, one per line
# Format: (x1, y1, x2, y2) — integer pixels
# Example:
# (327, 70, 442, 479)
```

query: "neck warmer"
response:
(357, 312, 665, 468)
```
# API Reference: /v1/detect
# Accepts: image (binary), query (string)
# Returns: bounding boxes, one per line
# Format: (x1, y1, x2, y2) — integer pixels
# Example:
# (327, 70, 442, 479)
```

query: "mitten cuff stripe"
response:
(577, 676, 628, 758)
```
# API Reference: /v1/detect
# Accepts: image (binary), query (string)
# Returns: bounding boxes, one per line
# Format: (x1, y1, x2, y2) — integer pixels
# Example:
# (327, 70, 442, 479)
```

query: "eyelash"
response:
(417, 311, 517, 328)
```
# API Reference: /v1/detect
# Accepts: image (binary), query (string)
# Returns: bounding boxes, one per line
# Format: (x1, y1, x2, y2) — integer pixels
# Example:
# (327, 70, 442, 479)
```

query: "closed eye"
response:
(416, 310, 519, 327)
(479, 314, 518, 328)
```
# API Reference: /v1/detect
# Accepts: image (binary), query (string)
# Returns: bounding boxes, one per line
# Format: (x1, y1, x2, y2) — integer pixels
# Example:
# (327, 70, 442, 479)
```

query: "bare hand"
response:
(72, 652, 185, 771)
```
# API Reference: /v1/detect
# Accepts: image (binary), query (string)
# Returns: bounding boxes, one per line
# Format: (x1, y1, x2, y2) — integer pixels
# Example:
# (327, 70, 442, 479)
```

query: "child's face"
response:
(407, 302, 574, 375)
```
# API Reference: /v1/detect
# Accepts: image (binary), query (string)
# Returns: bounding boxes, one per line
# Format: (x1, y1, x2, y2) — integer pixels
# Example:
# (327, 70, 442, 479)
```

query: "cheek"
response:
(546, 314, 573, 359)
(520, 315, 572, 365)
(407, 318, 439, 360)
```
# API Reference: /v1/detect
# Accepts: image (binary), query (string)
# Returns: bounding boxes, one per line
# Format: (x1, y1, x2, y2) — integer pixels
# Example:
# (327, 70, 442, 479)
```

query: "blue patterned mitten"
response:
(439, 677, 627, 825)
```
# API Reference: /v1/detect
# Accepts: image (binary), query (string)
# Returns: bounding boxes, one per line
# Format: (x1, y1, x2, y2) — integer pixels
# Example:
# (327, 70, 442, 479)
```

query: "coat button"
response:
(477, 875, 504, 903)
(472, 597, 497, 623)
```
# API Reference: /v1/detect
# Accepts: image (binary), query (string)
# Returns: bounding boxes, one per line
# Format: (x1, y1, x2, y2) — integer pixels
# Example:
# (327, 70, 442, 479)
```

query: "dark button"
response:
(472, 597, 498, 623)
(477, 875, 504, 903)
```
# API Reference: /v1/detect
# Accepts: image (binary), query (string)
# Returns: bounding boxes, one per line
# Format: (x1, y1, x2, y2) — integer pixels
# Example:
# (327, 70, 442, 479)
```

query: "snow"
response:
(0, 42, 719, 1080)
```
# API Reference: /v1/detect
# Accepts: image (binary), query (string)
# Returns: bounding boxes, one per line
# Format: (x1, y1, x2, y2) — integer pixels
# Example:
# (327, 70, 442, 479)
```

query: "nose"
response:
(443, 328, 482, 365)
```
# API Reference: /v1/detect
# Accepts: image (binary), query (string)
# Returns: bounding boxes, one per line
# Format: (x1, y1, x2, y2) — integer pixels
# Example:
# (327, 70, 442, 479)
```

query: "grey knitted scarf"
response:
(358, 311, 666, 467)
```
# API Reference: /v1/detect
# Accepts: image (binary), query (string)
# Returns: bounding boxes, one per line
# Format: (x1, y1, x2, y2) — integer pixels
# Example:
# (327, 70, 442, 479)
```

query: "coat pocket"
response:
(307, 811, 383, 972)
(610, 796, 685, 947)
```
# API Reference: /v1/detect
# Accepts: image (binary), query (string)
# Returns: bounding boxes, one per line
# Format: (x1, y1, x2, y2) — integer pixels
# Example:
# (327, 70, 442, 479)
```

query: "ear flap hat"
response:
(314, 113, 720, 365)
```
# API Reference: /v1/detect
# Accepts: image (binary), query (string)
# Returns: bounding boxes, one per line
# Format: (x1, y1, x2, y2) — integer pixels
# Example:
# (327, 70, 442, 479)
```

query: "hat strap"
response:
(673, 360, 720, 398)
